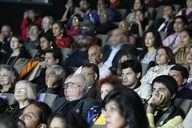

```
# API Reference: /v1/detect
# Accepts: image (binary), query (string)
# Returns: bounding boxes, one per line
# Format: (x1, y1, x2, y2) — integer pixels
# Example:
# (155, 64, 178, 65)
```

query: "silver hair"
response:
(47, 64, 65, 81)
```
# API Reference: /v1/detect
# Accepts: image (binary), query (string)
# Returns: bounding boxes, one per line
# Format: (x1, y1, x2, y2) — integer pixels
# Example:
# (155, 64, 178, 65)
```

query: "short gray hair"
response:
(15, 80, 37, 100)
(47, 64, 65, 81)
(0, 64, 19, 84)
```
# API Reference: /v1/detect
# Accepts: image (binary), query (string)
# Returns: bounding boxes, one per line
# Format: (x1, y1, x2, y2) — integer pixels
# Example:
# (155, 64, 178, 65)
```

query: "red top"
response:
(55, 36, 71, 48)
(67, 27, 81, 36)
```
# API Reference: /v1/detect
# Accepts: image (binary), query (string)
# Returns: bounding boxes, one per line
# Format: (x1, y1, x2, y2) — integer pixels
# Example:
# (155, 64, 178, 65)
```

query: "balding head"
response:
(108, 28, 126, 45)
(88, 45, 103, 64)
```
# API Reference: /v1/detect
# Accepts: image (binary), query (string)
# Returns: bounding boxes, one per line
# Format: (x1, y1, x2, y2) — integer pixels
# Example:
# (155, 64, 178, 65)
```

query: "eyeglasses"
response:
(83, 72, 94, 76)
(0, 74, 9, 77)
(99, 14, 108, 17)
(73, 18, 79, 22)
(63, 82, 82, 89)
(187, 51, 192, 56)
(15, 88, 28, 93)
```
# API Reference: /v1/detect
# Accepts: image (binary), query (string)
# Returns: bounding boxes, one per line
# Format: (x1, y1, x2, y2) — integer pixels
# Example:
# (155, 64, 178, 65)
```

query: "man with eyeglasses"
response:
(51, 74, 98, 118)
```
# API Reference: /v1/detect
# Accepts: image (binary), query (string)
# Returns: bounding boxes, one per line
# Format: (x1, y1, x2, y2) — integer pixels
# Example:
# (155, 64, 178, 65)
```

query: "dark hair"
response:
(82, 63, 100, 81)
(53, 21, 67, 37)
(0, 98, 8, 113)
(155, 46, 175, 65)
(133, 0, 145, 11)
(47, 111, 89, 128)
(44, 49, 63, 64)
(170, 65, 189, 79)
(182, 28, 192, 37)
(73, 14, 83, 22)
(0, 113, 17, 128)
(121, 59, 142, 78)
(174, 15, 188, 25)
(30, 101, 52, 124)
(165, 4, 175, 12)
(97, 75, 124, 90)
(152, 75, 178, 97)
(103, 88, 149, 128)
(140, 31, 162, 60)
(39, 34, 57, 49)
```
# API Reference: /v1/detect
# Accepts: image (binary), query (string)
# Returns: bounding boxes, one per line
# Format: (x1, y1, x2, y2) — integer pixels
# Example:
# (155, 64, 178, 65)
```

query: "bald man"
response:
(74, 45, 111, 80)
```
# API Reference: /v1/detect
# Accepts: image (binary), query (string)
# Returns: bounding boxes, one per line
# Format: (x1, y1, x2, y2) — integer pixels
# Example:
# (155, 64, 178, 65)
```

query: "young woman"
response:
(141, 46, 175, 85)
(139, 31, 162, 64)
(186, 45, 192, 83)
(174, 28, 192, 64)
(41, 15, 54, 38)
(52, 21, 71, 48)
(103, 88, 149, 128)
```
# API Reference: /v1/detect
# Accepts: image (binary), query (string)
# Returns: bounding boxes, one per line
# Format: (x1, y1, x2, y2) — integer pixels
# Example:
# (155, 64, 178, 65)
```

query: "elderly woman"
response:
(0, 64, 19, 94)
(6, 80, 36, 120)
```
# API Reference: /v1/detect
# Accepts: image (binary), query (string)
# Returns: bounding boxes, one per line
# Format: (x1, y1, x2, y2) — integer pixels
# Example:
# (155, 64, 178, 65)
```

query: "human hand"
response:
(23, 11, 28, 19)
(148, 94, 164, 107)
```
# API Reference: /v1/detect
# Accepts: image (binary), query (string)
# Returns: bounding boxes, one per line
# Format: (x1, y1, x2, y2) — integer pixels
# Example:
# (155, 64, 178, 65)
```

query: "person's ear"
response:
(171, 93, 176, 99)
(100, 53, 103, 59)
(136, 72, 141, 79)
(94, 72, 98, 81)
(182, 78, 187, 85)
(55, 59, 59, 64)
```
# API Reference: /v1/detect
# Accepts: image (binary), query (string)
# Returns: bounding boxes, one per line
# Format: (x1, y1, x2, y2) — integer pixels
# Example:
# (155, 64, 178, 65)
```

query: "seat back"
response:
(37, 93, 58, 108)
(95, 34, 108, 47)
(115, 9, 127, 22)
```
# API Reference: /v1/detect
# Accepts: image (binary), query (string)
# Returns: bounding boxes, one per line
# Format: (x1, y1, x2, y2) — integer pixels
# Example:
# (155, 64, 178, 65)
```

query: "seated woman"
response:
(141, 46, 175, 85)
(87, 76, 124, 126)
(139, 31, 162, 64)
(67, 14, 83, 36)
(52, 21, 71, 48)
(103, 88, 149, 128)
(34, 34, 57, 61)
(48, 111, 89, 128)
(174, 28, 192, 64)
(177, 0, 192, 22)
(186, 45, 192, 83)
(1, 35, 31, 66)
(6, 80, 36, 121)
(0, 64, 19, 94)
(41, 15, 54, 39)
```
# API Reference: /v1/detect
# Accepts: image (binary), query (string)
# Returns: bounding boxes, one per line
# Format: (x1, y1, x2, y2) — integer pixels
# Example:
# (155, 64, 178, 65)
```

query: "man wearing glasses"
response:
(51, 74, 98, 118)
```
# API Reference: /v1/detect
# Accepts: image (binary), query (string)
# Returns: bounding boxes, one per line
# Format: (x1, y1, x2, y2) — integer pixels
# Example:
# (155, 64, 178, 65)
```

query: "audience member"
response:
(18, 101, 52, 128)
(177, 0, 192, 22)
(121, 59, 151, 101)
(103, 88, 149, 128)
(186, 45, 192, 83)
(74, 45, 111, 80)
(146, 75, 185, 127)
(141, 46, 175, 85)
(51, 74, 98, 118)
(41, 15, 54, 38)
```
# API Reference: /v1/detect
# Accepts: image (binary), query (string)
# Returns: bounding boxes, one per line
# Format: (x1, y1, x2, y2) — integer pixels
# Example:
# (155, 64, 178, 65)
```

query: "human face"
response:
(49, 117, 66, 128)
(163, 6, 174, 19)
(45, 53, 58, 65)
(88, 47, 102, 64)
(99, 10, 110, 24)
(145, 32, 155, 48)
(0, 69, 12, 87)
(40, 37, 51, 50)
(155, 48, 169, 66)
(81, 67, 96, 87)
(10, 37, 22, 50)
(186, 47, 192, 64)
(173, 18, 186, 33)
(100, 83, 114, 100)
(169, 70, 185, 87)
(122, 68, 139, 89)
(42, 17, 52, 30)
(28, 26, 39, 38)
(45, 67, 59, 86)
(134, 0, 142, 10)
(135, 10, 144, 21)
(72, 16, 80, 28)
(76, 35, 90, 49)
(52, 23, 63, 37)
(14, 83, 28, 102)
(1, 25, 12, 37)
(80, 0, 89, 12)
(109, 29, 124, 45)
(64, 76, 84, 101)
(18, 104, 41, 128)
(97, 0, 106, 10)
(180, 30, 192, 47)
(118, 21, 131, 33)
(27, 10, 35, 20)
(104, 100, 128, 128)
(187, 0, 192, 8)
(152, 82, 174, 108)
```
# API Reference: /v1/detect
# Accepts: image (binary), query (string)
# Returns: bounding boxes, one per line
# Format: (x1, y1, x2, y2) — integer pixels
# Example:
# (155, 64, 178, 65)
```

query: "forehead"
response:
(0, 69, 11, 74)
(174, 18, 185, 23)
(157, 48, 166, 53)
(153, 82, 168, 89)
(122, 67, 135, 73)
(45, 52, 54, 57)
(66, 75, 82, 83)
(82, 67, 93, 72)
(88, 47, 98, 53)
(170, 70, 182, 76)
(16, 82, 26, 88)
(146, 32, 154, 37)
(1, 26, 10, 31)
(24, 104, 40, 116)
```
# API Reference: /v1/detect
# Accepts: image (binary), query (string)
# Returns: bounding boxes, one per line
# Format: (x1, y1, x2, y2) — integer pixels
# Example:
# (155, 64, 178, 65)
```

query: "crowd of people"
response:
(1, 0, 192, 128)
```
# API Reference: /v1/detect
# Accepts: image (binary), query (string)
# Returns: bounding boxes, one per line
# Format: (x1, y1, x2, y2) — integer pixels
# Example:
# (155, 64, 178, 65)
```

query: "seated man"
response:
(75, 45, 111, 80)
(18, 101, 52, 128)
(121, 59, 151, 101)
(51, 74, 99, 118)
(147, 75, 185, 128)
(169, 65, 192, 106)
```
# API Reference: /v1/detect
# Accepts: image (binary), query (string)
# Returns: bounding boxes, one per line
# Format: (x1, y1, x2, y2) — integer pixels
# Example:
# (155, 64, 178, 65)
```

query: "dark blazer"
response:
(102, 44, 137, 74)
(86, 85, 98, 99)
(149, 18, 174, 36)
(52, 97, 99, 118)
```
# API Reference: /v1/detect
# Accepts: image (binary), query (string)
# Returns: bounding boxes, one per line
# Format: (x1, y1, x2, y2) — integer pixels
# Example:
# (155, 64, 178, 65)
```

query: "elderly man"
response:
(18, 101, 52, 128)
(75, 45, 111, 80)
(51, 74, 98, 118)
(147, 75, 185, 128)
